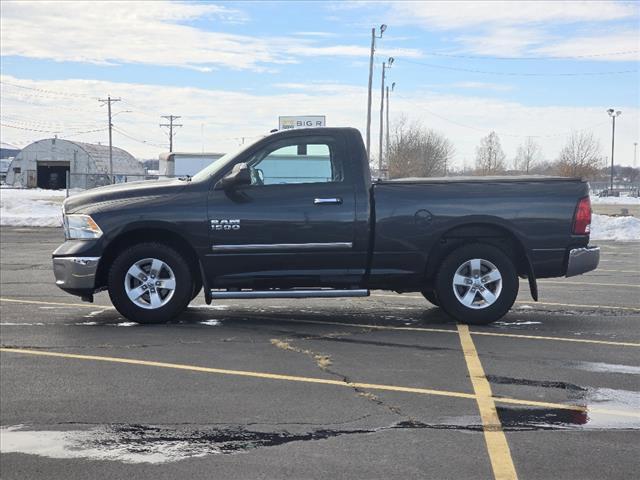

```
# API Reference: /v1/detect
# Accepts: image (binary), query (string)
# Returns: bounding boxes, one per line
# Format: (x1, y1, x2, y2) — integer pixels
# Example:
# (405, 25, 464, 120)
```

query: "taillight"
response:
(572, 196, 591, 235)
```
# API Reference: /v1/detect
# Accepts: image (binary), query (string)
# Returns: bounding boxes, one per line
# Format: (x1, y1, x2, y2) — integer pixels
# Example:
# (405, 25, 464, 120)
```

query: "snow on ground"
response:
(0, 188, 67, 227)
(590, 214, 640, 241)
(590, 195, 640, 205)
(1, 188, 640, 240)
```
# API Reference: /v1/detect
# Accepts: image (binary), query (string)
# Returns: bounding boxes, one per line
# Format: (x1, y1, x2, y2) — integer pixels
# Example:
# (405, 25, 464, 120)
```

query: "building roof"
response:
(19, 138, 144, 175)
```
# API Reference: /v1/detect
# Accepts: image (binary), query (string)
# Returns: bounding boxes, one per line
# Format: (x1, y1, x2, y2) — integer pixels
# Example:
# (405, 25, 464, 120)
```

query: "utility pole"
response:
(385, 82, 395, 169)
(379, 57, 393, 175)
(366, 24, 386, 162)
(160, 115, 183, 152)
(607, 109, 621, 192)
(98, 95, 121, 184)
(634, 142, 638, 168)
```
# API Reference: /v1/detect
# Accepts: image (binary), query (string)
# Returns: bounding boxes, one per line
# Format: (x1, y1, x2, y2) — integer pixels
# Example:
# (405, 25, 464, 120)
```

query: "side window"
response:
(248, 138, 343, 185)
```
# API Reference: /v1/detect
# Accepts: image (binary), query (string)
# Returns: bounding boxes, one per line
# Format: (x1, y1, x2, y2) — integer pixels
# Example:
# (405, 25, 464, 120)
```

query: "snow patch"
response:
(590, 195, 640, 206)
(590, 214, 640, 241)
(199, 319, 222, 326)
(0, 188, 71, 227)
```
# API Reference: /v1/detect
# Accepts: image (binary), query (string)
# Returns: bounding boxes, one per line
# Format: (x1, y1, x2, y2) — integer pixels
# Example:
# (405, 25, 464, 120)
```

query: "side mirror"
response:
(215, 163, 251, 190)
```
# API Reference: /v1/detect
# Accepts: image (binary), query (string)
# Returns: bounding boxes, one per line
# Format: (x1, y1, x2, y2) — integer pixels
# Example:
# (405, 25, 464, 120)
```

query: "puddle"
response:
(488, 375, 640, 430)
(571, 361, 640, 375)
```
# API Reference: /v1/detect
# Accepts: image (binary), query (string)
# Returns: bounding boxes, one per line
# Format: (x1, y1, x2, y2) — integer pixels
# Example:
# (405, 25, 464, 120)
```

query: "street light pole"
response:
(385, 82, 395, 169)
(379, 57, 393, 175)
(607, 108, 622, 192)
(366, 24, 386, 163)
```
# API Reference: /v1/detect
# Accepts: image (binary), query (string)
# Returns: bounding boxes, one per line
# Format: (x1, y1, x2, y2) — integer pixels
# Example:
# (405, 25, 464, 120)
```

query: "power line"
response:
(426, 49, 640, 61)
(392, 94, 610, 138)
(112, 126, 168, 148)
(0, 80, 98, 99)
(400, 58, 638, 76)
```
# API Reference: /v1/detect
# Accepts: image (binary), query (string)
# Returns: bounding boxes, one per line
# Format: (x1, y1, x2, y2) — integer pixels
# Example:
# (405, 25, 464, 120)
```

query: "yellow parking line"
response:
(536, 280, 640, 289)
(266, 318, 640, 347)
(2, 347, 638, 420)
(371, 293, 640, 311)
(0, 298, 113, 309)
(457, 325, 518, 480)
(1, 297, 637, 347)
(593, 269, 638, 274)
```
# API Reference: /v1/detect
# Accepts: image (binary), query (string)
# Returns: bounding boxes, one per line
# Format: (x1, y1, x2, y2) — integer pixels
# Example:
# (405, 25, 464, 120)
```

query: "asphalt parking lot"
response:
(1, 226, 639, 480)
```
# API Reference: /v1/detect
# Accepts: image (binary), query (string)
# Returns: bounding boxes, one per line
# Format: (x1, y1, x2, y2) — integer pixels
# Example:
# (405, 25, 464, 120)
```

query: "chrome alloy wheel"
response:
(124, 258, 176, 310)
(452, 258, 502, 310)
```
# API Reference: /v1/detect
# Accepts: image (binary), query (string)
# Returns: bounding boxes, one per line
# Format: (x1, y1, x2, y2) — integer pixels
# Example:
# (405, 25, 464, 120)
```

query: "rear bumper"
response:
(52, 256, 100, 291)
(566, 246, 600, 277)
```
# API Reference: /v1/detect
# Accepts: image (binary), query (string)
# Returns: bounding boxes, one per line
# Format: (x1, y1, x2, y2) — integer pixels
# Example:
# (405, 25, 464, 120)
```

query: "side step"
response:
(209, 289, 370, 300)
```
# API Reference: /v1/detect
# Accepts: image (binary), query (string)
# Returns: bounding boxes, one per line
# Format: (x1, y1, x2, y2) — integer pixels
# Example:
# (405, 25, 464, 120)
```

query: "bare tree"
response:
(387, 117, 454, 178)
(555, 131, 603, 178)
(475, 131, 506, 175)
(514, 137, 542, 174)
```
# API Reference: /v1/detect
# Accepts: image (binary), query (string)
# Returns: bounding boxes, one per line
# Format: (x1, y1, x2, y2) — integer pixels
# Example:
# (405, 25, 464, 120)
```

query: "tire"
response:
(421, 290, 440, 306)
(108, 242, 193, 324)
(435, 243, 518, 325)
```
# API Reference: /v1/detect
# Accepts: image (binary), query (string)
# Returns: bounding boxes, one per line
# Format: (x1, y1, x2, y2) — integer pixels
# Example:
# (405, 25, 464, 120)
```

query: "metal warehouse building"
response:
(6, 138, 145, 189)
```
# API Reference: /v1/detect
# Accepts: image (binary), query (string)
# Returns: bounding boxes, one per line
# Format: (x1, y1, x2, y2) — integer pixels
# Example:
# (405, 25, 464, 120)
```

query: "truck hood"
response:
(63, 178, 188, 214)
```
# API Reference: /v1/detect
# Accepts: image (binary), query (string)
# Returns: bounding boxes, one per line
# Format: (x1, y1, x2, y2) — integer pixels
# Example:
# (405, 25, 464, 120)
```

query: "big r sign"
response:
(278, 116, 326, 130)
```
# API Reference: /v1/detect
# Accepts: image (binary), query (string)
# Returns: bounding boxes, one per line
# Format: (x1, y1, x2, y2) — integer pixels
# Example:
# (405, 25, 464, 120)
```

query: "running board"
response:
(209, 289, 370, 299)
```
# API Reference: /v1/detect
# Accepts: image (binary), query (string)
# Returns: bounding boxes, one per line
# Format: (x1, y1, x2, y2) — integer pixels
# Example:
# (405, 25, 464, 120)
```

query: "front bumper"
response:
(566, 246, 600, 277)
(52, 256, 100, 291)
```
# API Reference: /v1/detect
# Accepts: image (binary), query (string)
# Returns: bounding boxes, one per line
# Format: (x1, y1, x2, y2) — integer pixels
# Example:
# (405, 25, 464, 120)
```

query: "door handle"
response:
(314, 197, 343, 205)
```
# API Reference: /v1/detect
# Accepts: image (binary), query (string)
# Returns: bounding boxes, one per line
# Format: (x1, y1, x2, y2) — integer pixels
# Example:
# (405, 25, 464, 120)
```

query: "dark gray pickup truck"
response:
(53, 127, 599, 324)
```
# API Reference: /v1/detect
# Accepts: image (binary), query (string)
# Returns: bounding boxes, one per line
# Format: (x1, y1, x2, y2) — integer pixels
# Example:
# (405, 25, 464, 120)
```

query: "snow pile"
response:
(590, 195, 640, 206)
(590, 214, 640, 241)
(0, 188, 67, 227)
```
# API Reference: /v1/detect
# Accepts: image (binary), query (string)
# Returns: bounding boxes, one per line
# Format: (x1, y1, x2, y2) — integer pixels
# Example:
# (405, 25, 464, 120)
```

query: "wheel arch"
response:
(425, 219, 537, 300)
(95, 222, 202, 290)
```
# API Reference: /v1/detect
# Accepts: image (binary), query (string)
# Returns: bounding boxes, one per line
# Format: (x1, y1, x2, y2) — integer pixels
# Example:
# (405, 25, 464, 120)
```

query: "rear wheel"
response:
(421, 290, 440, 306)
(108, 243, 193, 324)
(435, 243, 518, 325)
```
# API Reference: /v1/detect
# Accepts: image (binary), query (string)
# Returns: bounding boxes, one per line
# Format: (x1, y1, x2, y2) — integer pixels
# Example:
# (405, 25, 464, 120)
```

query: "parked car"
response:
(53, 127, 599, 324)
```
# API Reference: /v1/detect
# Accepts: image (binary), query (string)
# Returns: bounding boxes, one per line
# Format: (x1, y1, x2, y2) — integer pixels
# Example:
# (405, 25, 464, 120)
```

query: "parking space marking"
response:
(267, 318, 640, 347)
(457, 324, 517, 480)
(0, 297, 113, 310)
(371, 293, 640, 312)
(2, 347, 639, 420)
(536, 280, 640, 289)
(1, 297, 637, 347)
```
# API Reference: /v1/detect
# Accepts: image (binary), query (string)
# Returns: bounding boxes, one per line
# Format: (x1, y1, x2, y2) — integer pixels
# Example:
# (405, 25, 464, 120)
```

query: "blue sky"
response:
(1, 1, 639, 166)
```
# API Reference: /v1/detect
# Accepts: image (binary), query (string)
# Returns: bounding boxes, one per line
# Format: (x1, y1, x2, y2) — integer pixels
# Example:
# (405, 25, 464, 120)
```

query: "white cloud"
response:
(388, 1, 637, 29)
(2, 75, 637, 168)
(533, 30, 640, 61)
(0, 0, 422, 70)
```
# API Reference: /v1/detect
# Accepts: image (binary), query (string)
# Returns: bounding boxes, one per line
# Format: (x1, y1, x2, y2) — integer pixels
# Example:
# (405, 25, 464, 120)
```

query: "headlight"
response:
(63, 214, 103, 240)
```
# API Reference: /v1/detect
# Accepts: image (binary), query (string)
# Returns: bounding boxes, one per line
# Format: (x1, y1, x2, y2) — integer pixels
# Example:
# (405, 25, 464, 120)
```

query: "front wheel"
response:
(435, 244, 518, 325)
(108, 243, 193, 324)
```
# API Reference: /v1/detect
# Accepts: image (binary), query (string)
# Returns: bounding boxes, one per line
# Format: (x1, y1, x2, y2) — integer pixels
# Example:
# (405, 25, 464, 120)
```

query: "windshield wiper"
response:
(178, 175, 192, 182)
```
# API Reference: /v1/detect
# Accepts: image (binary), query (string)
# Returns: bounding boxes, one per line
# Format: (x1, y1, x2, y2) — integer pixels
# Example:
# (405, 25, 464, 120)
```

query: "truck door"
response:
(205, 132, 363, 288)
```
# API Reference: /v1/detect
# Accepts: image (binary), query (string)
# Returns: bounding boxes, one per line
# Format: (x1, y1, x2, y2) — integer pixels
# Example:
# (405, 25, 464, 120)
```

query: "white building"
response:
(159, 152, 225, 177)
(6, 138, 144, 189)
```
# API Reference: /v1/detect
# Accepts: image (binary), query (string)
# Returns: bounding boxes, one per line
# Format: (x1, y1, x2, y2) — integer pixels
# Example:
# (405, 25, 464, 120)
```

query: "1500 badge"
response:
(210, 219, 241, 231)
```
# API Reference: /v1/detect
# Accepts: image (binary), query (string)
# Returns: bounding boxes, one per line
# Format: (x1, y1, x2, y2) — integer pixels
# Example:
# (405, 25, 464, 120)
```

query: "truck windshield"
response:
(191, 138, 262, 182)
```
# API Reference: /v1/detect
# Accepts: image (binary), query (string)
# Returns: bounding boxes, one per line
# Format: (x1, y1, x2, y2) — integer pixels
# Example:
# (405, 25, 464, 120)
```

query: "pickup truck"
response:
(53, 127, 599, 325)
